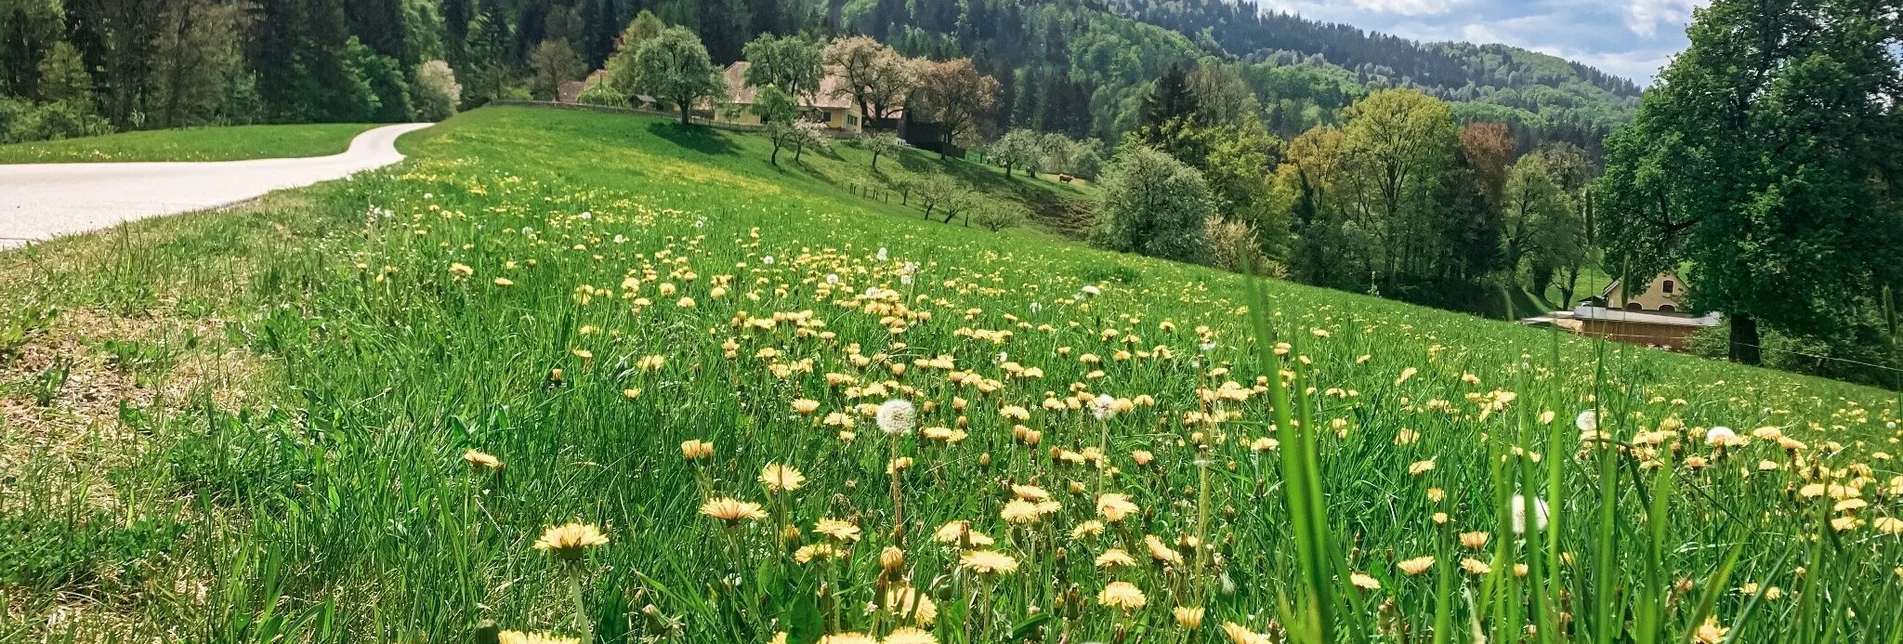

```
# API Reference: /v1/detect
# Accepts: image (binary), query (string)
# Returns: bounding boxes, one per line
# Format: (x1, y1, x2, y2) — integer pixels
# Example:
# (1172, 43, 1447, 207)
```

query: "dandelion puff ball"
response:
(1511, 494, 1549, 534)
(1092, 393, 1117, 421)
(877, 399, 917, 435)
(1575, 410, 1598, 432)
(1704, 426, 1738, 445)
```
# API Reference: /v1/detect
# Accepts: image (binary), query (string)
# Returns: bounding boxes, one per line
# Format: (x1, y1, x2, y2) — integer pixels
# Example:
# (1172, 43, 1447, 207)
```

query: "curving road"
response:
(0, 123, 432, 250)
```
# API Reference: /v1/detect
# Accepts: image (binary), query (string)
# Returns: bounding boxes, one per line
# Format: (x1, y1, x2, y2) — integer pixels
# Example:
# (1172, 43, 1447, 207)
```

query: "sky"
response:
(1257, 0, 1709, 86)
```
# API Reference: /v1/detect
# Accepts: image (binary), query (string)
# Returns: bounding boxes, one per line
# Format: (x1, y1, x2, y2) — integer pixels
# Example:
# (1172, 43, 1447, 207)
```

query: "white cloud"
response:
(1351, 0, 1476, 16)
(1625, 0, 1705, 37)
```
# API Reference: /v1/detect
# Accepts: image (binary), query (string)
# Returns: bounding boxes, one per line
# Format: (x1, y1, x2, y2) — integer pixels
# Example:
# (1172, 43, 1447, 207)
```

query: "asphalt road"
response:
(0, 123, 432, 250)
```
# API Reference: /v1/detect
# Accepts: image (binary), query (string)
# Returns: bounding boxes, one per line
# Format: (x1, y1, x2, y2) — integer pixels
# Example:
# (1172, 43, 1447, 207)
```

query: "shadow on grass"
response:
(646, 122, 740, 156)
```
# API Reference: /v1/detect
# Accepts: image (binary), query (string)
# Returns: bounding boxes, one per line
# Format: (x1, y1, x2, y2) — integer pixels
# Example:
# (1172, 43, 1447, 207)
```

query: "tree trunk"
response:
(771, 142, 780, 165)
(1729, 314, 1762, 365)
(680, 102, 690, 126)
(872, 153, 880, 171)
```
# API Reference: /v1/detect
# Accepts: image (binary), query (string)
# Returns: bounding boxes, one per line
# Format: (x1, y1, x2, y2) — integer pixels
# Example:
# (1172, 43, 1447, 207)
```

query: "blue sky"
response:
(1259, 0, 1708, 86)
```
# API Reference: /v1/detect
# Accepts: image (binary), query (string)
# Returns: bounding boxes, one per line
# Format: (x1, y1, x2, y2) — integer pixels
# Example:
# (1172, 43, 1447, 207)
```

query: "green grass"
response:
(1, 105, 1898, 643)
(0, 123, 383, 163)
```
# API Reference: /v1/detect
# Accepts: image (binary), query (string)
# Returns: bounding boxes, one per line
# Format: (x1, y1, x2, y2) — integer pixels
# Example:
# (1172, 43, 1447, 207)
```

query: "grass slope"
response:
(0, 105, 1897, 643)
(0, 123, 382, 163)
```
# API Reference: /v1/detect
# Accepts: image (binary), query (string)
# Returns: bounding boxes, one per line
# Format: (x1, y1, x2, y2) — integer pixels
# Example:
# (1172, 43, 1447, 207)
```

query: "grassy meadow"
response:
(0, 123, 382, 164)
(1, 106, 1899, 644)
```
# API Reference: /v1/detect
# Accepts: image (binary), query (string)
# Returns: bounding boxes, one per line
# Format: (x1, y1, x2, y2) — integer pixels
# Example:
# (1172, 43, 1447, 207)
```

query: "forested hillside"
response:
(1, 0, 1634, 153)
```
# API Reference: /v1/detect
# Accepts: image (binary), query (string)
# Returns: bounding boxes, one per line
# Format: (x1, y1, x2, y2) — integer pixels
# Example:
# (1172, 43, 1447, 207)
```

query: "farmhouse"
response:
(1521, 272, 1720, 351)
(710, 63, 891, 134)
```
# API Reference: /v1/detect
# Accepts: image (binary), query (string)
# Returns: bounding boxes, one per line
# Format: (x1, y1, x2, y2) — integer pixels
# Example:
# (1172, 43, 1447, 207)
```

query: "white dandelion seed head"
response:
(865, 287, 881, 298)
(1575, 410, 1598, 432)
(1200, 341, 1217, 352)
(423, 193, 433, 200)
(762, 255, 775, 265)
(826, 274, 839, 284)
(613, 234, 626, 244)
(1511, 494, 1549, 535)
(1092, 394, 1117, 421)
(877, 248, 888, 261)
(1081, 285, 1102, 297)
(876, 399, 917, 435)
(995, 352, 1008, 364)
(1704, 426, 1737, 445)
(900, 274, 913, 285)
(580, 211, 593, 220)
(1029, 302, 1041, 312)
(520, 226, 534, 235)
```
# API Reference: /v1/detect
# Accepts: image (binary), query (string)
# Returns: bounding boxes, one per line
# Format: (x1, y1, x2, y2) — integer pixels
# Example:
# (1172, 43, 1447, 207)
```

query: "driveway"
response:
(0, 123, 432, 250)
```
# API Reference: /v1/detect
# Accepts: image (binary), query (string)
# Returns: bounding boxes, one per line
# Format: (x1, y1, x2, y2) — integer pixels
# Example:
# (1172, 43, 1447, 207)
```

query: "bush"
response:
(14, 100, 112, 142)
(973, 201, 1030, 232)
(1093, 145, 1215, 265)
(413, 60, 462, 122)
(576, 82, 626, 108)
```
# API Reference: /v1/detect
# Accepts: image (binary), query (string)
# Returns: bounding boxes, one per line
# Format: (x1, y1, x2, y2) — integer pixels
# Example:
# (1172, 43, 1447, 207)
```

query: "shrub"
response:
(973, 201, 1030, 232)
(413, 60, 463, 122)
(1093, 145, 1215, 265)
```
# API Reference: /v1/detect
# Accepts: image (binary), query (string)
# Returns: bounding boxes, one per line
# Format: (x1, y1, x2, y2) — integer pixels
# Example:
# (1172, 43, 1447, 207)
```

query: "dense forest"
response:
(0, 0, 1637, 154)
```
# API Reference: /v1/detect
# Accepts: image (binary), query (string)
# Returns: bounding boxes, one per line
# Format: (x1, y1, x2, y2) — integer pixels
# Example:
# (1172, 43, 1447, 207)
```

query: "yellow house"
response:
(1520, 270, 1719, 351)
(1602, 271, 1690, 313)
(710, 63, 882, 134)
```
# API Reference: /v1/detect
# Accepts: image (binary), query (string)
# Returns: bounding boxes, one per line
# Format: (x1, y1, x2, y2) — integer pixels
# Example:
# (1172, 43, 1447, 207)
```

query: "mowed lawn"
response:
(0, 122, 383, 163)
(0, 106, 1898, 643)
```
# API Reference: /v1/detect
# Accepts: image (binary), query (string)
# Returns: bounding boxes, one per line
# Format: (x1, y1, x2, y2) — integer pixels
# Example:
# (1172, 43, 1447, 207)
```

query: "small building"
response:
(1520, 271, 1719, 351)
(709, 63, 892, 134)
(1601, 271, 1689, 313)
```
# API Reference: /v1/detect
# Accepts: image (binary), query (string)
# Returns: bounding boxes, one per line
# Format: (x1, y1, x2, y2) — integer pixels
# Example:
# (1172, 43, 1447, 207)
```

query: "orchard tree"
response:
(529, 39, 586, 100)
(1597, 0, 1903, 364)
(755, 85, 800, 164)
(742, 34, 823, 102)
(632, 26, 724, 125)
(862, 132, 904, 171)
(990, 129, 1044, 178)
(1094, 145, 1215, 265)
(824, 36, 915, 121)
(916, 58, 998, 154)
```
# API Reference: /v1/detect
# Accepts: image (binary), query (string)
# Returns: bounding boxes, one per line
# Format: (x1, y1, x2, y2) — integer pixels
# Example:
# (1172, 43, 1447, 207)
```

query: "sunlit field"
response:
(0, 123, 380, 164)
(2, 106, 1898, 643)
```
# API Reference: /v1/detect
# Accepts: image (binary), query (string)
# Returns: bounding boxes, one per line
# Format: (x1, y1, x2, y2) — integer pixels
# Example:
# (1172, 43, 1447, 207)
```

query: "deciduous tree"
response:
(1094, 145, 1215, 265)
(916, 58, 997, 153)
(632, 25, 723, 125)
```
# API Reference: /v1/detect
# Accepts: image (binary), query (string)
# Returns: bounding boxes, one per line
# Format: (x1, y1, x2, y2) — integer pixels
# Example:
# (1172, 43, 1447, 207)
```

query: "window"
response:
(1662, 280, 1674, 294)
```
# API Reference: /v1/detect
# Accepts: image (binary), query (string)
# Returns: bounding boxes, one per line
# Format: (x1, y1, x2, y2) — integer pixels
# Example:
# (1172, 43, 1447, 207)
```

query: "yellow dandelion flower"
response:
(1693, 616, 1728, 644)
(1001, 499, 1043, 524)
(1012, 485, 1051, 501)
(1397, 556, 1435, 576)
(1350, 573, 1381, 590)
(1071, 520, 1106, 539)
(1143, 534, 1183, 565)
(493, 277, 515, 287)
(1098, 581, 1147, 612)
(1220, 622, 1270, 644)
(794, 543, 842, 563)
(700, 497, 766, 524)
(792, 399, 821, 415)
(462, 449, 503, 471)
(1095, 548, 1137, 569)
(680, 439, 714, 460)
(959, 550, 1019, 575)
(497, 631, 579, 644)
(1173, 606, 1205, 630)
(760, 463, 806, 493)
(1461, 558, 1492, 575)
(817, 632, 876, 644)
(882, 627, 937, 644)
(933, 520, 995, 547)
(1873, 517, 1903, 534)
(814, 518, 861, 542)
(1097, 493, 1139, 522)
(533, 522, 609, 562)
(1460, 531, 1491, 549)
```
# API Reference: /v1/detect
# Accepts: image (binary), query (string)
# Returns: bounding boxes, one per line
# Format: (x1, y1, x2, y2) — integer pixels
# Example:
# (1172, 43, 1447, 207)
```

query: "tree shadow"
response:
(646, 122, 739, 156)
